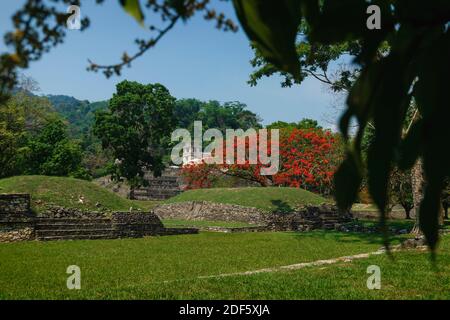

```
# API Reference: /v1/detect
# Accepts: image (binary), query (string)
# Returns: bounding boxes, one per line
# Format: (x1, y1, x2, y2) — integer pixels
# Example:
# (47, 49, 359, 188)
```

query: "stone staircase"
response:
(133, 176, 181, 200)
(319, 213, 342, 230)
(267, 205, 353, 232)
(35, 218, 115, 241)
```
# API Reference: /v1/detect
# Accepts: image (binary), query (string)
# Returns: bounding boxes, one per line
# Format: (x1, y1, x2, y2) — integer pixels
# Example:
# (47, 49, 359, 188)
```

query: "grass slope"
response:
(0, 175, 140, 212)
(0, 231, 413, 299)
(164, 187, 327, 212)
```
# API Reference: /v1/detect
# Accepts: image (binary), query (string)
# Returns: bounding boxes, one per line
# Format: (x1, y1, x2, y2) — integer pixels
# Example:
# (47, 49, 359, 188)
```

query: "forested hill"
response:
(46, 95, 263, 138)
(46, 95, 108, 137)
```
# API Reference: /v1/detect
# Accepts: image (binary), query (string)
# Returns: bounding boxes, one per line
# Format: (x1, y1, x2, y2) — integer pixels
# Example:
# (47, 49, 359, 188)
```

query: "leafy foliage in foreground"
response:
(233, 0, 450, 251)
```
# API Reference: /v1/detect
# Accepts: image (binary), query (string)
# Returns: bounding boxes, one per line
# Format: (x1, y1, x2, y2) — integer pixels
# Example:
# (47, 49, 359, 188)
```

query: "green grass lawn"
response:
(162, 219, 257, 229)
(0, 230, 428, 300)
(164, 187, 327, 212)
(347, 219, 415, 231)
(0, 175, 143, 213)
(161, 238, 450, 300)
(130, 199, 162, 211)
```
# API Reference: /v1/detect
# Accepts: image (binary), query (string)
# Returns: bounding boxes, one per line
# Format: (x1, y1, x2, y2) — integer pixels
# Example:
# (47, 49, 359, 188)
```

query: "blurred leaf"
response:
(367, 55, 411, 215)
(300, 0, 320, 26)
(414, 31, 450, 251)
(396, 0, 450, 26)
(398, 119, 422, 170)
(233, 0, 302, 80)
(334, 150, 363, 211)
(119, 0, 145, 25)
(309, 0, 368, 44)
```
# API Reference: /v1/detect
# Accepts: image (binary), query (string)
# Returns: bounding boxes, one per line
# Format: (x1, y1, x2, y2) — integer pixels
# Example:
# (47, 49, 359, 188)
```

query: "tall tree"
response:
(174, 99, 262, 133)
(267, 118, 321, 130)
(22, 119, 87, 178)
(93, 80, 176, 198)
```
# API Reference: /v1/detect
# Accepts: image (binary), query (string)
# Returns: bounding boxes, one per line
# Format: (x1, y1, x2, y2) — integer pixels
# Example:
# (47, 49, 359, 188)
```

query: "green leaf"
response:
(309, 0, 368, 44)
(119, 0, 145, 25)
(233, 0, 302, 80)
(334, 150, 363, 211)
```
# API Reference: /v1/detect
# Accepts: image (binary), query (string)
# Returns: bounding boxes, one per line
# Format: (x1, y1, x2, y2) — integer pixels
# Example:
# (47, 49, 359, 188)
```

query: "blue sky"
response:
(0, 1, 343, 127)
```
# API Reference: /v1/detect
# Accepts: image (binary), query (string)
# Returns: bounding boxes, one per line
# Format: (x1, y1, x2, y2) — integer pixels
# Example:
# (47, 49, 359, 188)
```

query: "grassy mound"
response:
(0, 175, 140, 212)
(164, 187, 327, 212)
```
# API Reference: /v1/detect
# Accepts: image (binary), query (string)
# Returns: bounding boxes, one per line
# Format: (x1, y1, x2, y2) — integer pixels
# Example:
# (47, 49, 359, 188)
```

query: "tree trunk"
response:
(411, 158, 424, 234)
(444, 203, 449, 220)
(438, 202, 444, 226)
(404, 207, 411, 220)
(411, 158, 445, 234)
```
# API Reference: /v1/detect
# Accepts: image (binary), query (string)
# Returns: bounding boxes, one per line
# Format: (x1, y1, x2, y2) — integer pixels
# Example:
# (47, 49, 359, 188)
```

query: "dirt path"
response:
(161, 246, 427, 284)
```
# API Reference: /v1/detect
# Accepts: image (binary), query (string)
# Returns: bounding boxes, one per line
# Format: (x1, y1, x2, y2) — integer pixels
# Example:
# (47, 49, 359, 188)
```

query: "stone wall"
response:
(111, 212, 166, 238)
(266, 204, 352, 231)
(154, 201, 352, 231)
(0, 194, 35, 242)
(153, 201, 268, 225)
(38, 206, 108, 219)
(95, 167, 183, 200)
(0, 194, 31, 215)
(33, 207, 197, 240)
(0, 228, 34, 242)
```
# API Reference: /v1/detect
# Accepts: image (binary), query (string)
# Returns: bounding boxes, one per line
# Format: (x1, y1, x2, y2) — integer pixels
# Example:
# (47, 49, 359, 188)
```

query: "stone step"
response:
(140, 181, 179, 186)
(37, 234, 115, 241)
(133, 190, 181, 195)
(36, 228, 115, 236)
(35, 223, 112, 230)
(320, 219, 340, 223)
(135, 186, 181, 190)
(145, 182, 178, 185)
(145, 182, 179, 186)
(35, 218, 111, 224)
(133, 191, 181, 200)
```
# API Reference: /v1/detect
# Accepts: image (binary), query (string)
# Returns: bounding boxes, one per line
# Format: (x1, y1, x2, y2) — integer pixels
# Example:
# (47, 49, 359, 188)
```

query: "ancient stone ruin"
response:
(96, 167, 183, 200)
(132, 172, 182, 200)
(154, 201, 353, 231)
(0, 194, 197, 242)
(1, 193, 355, 242)
(0, 194, 35, 242)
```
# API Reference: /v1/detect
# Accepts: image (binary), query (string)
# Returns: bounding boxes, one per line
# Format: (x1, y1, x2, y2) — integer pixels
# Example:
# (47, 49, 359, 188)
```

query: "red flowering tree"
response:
(180, 128, 343, 196)
(181, 131, 277, 189)
(273, 129, 343, 196)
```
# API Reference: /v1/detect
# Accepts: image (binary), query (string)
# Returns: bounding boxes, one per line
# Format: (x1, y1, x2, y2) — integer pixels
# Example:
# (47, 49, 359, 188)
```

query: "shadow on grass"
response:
(349, 219, 415, 231)
(289, 229, 408, 246)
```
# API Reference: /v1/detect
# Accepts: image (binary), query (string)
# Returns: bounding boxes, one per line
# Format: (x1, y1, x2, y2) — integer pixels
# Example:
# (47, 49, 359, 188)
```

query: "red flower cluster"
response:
(181, 128, 343, 196)
(272, 129, 342, 195)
